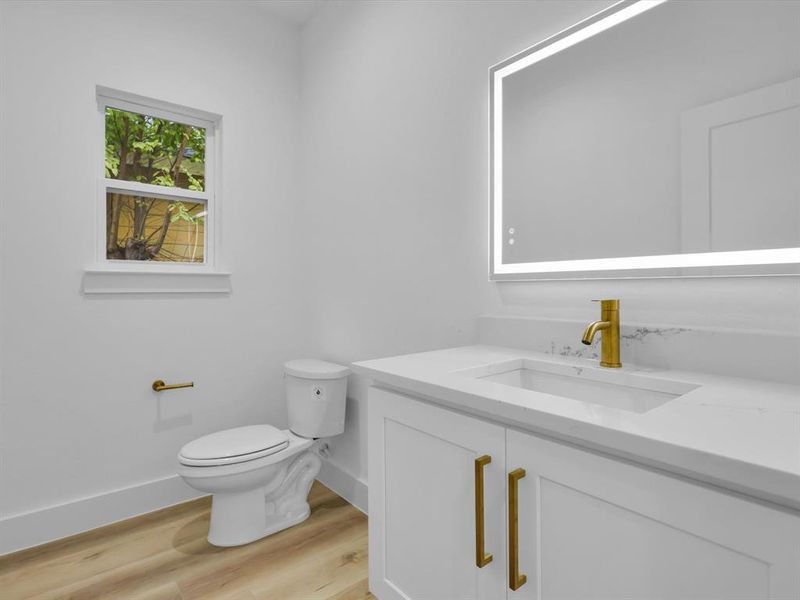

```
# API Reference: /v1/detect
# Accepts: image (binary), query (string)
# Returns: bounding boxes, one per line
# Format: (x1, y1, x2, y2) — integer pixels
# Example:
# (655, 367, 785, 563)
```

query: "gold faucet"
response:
(581, 299, 621, 368)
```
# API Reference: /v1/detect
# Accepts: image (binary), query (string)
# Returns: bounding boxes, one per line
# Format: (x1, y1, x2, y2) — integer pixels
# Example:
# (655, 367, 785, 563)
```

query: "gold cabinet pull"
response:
(474, 455, 493, 568)
(508, 468, 527, 591)
(152, 380, 194, 392)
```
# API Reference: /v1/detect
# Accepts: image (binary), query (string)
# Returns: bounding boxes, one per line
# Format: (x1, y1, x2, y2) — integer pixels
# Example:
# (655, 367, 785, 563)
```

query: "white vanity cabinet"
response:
(507, 430, 800, 600)
(369, 387, 800, 600)
(368, 388, 507, 600)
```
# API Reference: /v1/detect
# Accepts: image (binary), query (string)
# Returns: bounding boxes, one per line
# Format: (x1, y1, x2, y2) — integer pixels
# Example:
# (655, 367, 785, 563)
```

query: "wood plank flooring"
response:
(0, 482, 374, 600)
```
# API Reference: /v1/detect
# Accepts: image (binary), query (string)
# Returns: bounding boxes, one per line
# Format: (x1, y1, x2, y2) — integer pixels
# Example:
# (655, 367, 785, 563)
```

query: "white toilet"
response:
(177, 359, 349, 547)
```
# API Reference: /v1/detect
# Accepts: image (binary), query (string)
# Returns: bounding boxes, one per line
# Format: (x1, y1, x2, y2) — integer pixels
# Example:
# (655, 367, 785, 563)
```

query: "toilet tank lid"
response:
(284, 359, 350, 380)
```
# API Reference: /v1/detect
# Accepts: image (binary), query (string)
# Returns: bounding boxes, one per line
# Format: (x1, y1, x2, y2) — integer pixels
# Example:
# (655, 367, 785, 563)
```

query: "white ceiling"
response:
(255, 0, 326, 26)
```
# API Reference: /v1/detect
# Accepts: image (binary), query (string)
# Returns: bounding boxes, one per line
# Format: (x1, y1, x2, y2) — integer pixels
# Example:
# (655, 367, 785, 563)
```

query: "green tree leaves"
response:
(104, 107, 206, 190)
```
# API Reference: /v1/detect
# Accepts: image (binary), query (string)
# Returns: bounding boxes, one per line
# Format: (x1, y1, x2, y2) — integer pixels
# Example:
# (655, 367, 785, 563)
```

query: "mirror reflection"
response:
(500, 0, 800, 271)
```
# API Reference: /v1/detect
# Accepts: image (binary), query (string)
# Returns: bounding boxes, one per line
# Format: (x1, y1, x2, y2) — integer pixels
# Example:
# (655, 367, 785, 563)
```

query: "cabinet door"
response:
(507, 429, 800, 600)
(369, 388, 507, 600)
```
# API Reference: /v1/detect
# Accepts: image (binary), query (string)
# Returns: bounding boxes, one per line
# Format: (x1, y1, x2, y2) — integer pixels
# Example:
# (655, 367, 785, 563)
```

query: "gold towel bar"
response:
(152, 380, 194, 392)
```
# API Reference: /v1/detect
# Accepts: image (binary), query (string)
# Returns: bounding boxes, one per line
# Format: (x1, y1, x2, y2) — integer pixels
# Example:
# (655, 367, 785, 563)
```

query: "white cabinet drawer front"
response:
(369, 388, 507, 600)
(507, 429, 800, 600)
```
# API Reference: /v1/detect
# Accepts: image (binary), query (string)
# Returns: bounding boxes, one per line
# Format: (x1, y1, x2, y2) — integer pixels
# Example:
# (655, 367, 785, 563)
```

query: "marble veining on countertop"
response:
(549, 325, 692, 361)
(353, 345, 800, 509)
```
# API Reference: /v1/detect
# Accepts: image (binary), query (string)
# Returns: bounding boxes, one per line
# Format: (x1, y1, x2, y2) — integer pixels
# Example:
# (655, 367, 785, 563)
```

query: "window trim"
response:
(93, 86, 223, 275)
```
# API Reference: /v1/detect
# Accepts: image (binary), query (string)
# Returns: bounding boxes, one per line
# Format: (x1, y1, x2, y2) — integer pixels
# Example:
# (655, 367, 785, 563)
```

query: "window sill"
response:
(82, 269, 231, 295)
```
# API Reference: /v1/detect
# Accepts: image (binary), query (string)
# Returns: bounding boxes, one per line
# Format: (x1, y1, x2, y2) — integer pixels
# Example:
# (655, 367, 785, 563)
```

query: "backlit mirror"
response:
(490, 0, 800, 279)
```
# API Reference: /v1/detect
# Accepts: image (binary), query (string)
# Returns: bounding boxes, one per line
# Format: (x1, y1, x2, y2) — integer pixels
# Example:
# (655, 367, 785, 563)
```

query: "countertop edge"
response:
(353, 361, 800, 512)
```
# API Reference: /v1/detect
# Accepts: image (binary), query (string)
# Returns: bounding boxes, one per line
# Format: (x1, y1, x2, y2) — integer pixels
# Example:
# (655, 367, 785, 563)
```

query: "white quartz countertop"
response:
(353, 345, 800, 509)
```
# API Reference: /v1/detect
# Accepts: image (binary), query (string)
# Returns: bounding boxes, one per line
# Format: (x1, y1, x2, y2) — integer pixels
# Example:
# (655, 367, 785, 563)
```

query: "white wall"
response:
(1, 0, 797, 549)
(301, 0, 800, 502)
(300, 0, 614, 498)
(0, 1, 304, 551)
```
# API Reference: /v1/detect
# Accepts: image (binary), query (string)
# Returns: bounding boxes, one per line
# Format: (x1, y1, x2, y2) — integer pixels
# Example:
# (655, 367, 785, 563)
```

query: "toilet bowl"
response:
(177, 359, 349, 547)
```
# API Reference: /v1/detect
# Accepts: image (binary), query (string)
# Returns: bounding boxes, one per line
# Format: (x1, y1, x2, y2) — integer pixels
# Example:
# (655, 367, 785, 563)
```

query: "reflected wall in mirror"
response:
(490, 0, 800, 279)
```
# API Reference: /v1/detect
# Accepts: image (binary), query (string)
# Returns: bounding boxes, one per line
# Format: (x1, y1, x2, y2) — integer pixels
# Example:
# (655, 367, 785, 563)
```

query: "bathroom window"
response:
(96, 87, 220, 268)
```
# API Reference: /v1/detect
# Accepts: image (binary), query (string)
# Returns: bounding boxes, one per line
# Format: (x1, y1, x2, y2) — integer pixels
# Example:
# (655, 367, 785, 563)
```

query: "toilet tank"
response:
(284, 359, 349, 438)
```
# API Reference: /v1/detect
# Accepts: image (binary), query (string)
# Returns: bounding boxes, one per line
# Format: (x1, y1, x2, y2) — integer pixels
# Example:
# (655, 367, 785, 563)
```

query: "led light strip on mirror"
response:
(488, 0, 800, 279)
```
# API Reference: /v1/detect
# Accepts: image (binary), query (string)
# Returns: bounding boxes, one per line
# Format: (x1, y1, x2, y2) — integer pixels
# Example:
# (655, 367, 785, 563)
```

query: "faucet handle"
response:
(591, 299, 620, 309)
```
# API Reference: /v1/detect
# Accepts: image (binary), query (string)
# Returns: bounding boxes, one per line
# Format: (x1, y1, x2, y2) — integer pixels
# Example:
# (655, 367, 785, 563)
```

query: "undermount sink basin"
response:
(456, 358, 699, 413)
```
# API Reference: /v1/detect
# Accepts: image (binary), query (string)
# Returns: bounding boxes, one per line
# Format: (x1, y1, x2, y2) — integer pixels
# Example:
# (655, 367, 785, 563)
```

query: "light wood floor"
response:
(0, 482, 373, 600)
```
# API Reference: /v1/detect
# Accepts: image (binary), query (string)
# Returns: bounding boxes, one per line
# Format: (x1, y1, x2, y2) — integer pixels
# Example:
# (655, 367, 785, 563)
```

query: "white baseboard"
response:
(317, 458, 368, 515)
(0, 474, 203, 556)
(0, 462, 367, 557)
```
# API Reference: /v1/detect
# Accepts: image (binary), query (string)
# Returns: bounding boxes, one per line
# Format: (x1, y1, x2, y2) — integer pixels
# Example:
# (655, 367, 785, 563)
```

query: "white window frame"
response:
(94, 86, 223, 275)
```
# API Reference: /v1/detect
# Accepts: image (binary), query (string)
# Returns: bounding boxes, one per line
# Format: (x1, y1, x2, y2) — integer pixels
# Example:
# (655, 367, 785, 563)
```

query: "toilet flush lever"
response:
(152, 380, 194, 392)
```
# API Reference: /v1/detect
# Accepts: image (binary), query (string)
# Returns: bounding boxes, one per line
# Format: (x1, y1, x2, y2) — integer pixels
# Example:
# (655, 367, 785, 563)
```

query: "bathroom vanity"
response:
(356, 0, 800, 597)
(355, 346, 800, 600)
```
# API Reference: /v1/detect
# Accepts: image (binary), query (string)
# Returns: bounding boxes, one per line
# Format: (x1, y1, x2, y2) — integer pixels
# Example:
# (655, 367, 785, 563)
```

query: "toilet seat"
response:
(179, 424, 289, 467)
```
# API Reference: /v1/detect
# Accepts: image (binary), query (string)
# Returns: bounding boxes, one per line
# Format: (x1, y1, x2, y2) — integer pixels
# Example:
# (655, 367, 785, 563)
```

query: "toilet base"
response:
(207, 450, 322, 547)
